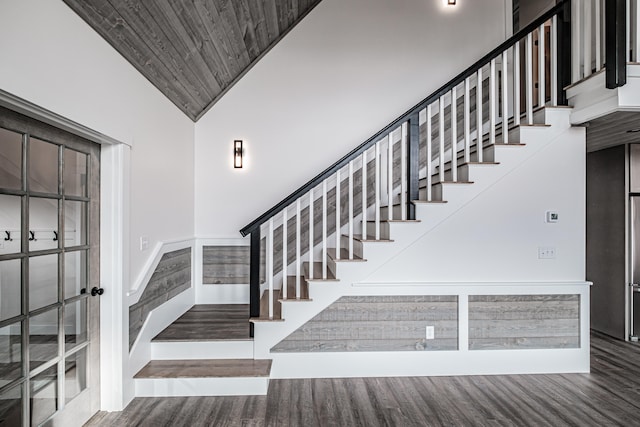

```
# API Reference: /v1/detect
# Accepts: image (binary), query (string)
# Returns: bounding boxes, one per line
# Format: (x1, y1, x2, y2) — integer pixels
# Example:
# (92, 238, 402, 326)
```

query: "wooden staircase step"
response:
(348, 234, 394, 243)
(134, 359, 272, 379)
(251, 292, 284, 322)
(153, 304, 251, 342)
(303, 262, 338, 281)
(279, 276, 311, 301)
(327, 248, 366, 262)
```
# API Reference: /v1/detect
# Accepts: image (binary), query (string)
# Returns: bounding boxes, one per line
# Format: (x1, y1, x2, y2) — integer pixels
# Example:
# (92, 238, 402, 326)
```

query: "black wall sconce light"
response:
(234, 140, 243, 168)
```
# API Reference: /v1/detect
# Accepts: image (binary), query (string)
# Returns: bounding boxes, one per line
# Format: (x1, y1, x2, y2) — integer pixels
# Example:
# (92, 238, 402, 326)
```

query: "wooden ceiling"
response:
(585, 110, 640, 152)
(63, 0, 322, 121)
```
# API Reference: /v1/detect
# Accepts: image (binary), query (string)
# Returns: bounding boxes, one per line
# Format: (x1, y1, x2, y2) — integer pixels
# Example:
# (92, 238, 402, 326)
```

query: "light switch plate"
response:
(140, 236, 149, 251)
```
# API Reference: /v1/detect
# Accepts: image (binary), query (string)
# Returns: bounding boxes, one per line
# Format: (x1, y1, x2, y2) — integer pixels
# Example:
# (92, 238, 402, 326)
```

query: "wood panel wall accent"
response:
(468, 294, 580, 350)
(271, 296, 458, 352)
(203, 245, 250, 284)
(129, 248, 192, 349)
(62, 0, 322, 121)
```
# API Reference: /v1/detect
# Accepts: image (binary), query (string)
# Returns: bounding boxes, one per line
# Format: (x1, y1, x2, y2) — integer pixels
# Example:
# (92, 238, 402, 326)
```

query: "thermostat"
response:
(546, 211, 559, 223)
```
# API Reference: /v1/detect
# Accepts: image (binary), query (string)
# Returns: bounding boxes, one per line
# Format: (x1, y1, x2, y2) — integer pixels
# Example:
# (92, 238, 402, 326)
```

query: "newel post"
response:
(557, 0, 572, 105)
(249, 228, 261, 337)
(605, 0, 627, 88)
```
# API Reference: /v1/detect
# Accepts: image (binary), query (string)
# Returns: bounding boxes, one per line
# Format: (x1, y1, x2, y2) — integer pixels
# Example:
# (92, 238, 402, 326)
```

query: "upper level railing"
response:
(239, 0, 637, 332)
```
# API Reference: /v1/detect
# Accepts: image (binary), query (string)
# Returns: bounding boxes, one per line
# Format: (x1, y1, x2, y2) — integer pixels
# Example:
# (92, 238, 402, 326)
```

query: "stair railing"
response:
(240, 1, 572, 333)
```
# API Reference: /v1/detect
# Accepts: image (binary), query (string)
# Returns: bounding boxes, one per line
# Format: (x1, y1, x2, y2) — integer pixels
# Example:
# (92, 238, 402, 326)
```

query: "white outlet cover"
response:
(426, 325, 435, 340)
(538, 247, 556, 259)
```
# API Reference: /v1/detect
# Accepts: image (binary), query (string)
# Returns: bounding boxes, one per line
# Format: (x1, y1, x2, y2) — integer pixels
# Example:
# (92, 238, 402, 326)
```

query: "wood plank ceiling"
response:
(62, 0, 322, 121)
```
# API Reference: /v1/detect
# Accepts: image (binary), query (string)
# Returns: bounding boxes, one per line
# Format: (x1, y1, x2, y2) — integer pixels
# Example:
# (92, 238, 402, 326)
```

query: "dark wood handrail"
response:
(240, 1, 568, 237)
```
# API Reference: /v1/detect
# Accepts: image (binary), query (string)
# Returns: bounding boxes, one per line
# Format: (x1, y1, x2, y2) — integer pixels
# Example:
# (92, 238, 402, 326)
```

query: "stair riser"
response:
(340, 235, 364, 258)
(364, 221, 391, 240)
(150, 341, 254, 360)
(135, 377, 269, 397)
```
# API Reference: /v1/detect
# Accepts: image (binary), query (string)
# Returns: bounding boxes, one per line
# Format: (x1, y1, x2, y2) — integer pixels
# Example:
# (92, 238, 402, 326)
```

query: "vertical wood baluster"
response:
(267, 219, 274, 319)
(464, 77, 471, 164)
(476, 68, 484, 162)
(551, 16, 558, 106)
(438, 96, 446, 183)
(635, 0, 640, 62)
(375, 141, 381, 240)
(595, 0, 602, 71)
(572, 0, 581, 82)
(584, 1, 592, 79)
(526, 33, 534, 125)
(322, 180, 327, 279)
(451, 87, 458, 181)
(335, 169, 341, 260)
(426, 104, 433, 200)
(295, 198, 301, 299)
(308, 188, 314, 279)
(539, 23, 547, 107)
(502, 51, 509, 144)
(282, 207, 287, 300)
(490, 59, 497, 146)
(348, 160, 354, 259)
(514, 42, 521, 126)
(400, 122, 407, 220)
(388, 133, 393, 221)
(362, 150, 367, 239)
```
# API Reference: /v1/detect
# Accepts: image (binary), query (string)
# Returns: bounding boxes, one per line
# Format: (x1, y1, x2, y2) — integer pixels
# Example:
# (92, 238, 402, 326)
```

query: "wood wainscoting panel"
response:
(203, 246, 250, 285)
(272, 295, 458, 352)
(468, 294, 580, 350)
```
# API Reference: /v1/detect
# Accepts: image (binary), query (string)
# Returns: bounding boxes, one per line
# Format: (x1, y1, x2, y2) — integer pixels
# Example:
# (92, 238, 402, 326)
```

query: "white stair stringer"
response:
(253, 107, 579, 368)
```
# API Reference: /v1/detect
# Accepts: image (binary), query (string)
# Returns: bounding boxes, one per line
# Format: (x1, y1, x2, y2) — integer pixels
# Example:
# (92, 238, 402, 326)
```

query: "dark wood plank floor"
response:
(86, 331, 640, 426)
(152, 304, 251, 341)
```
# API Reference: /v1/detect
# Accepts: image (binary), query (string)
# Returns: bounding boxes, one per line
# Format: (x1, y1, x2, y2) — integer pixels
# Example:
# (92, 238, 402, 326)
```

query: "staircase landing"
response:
(153, 304, 251, 342)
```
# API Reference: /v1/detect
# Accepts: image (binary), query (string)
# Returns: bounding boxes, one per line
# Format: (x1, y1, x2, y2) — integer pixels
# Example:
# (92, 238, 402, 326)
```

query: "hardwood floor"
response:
(86, 331, 640, 426)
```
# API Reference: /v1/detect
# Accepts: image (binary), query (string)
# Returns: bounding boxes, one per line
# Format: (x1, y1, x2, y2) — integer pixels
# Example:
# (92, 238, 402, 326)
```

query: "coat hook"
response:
(29, 231, 36, 241)
(53, 231, 58, 241)
(3, 231, 12, 242)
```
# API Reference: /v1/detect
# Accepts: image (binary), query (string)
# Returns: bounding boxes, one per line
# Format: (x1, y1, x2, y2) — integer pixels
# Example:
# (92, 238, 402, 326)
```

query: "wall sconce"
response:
(234, 140, 243, 168)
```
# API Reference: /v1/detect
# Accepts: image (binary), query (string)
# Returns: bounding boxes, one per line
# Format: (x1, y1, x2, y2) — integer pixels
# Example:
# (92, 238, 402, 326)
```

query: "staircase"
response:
(135, 3, 586, 396)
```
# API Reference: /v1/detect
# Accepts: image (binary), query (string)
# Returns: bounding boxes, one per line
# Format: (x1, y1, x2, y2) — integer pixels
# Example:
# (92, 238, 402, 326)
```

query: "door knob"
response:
(91, 287, 104, 296)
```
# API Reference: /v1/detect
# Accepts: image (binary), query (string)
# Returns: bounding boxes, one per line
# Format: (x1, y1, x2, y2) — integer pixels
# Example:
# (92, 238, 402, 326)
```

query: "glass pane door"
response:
(0, 107, 100, 426)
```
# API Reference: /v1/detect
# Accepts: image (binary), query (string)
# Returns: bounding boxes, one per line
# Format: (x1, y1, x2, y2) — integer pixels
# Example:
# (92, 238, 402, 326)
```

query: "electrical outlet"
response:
(140, 236, 149, 251)
(538, 247, 556, 259)
(426, 325, 435, 340)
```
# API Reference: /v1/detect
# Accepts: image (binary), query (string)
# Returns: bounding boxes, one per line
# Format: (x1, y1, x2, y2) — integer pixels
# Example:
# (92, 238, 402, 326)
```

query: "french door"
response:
(0, 106, 100, 426)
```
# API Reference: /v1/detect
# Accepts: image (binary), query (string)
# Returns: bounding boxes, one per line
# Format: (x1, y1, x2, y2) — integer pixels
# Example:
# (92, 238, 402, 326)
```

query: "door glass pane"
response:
(0, 259, 21, 321)
(0, 194, 21, 255)
(0, 321, 22, 388)
(63, 149, 87, 198)
(29, 308, 58, 370)
(28, 255, 58, 312)
(0, 383, 23, 427)
(28, 138, 58, 195)
(64, 201, 86, 247)
(29, 197, 58, 251)
(65, 348, 87, 403)
(0, 127, 23, 191)
(64, 251, 87, 299)
(64, 299, 86, 353)
(30, 365, 57, 426)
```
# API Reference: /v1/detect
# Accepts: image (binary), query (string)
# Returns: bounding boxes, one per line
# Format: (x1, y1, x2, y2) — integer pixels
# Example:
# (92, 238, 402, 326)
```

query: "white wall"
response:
(0, 0, 195, 285)
(195, 0, 510, 238)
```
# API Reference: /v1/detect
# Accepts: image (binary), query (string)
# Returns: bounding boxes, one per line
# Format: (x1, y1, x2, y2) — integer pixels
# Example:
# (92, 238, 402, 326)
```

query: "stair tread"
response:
(303, 262, 338, 281)
(364, 219, 421, 223)
(279, 276, 311, 301)
(134, 359, 272, 379)
(349, 234, 394, 243)
(327, 248, 366, 262)
(153, 304, 251, 342)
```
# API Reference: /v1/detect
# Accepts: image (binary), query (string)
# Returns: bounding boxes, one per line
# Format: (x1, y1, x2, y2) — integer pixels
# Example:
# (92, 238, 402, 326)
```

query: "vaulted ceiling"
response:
(63, 0, 322, 121)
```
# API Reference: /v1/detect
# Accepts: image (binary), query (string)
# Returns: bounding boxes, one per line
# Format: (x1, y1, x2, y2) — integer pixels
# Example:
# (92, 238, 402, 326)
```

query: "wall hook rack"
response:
(29, 231, 37, 241)
(4, 231, 12, 242)
(53, 231, 58, 241)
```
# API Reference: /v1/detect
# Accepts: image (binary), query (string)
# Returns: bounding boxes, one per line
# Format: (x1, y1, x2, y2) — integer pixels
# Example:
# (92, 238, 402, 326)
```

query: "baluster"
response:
(572, 0, 582, 82)
(551, 16, 558, 106)
(426, 104, 433, 200)
(490, 59, 497, 146)
(282, 206, 287, 300)
(308, 188, 314, 279)
(388, 133, 393, 221)
(476, 68, 484, 162)
(375, 141, 381, 240)
(635, 0, 640, 62)
(595, 0, 602, 71)
(502, 51, 509, 144)
(526, 32, 534, 125)
(335, 169, 341, 260)
(584, 1, 592, 79)
(438, 96, 446, 183)
(451, 87, 458, 181)
(362, 150, 367, 239)
(348, 160, 354, 258)
(539, 23, 547, 107)
(267, 219, 274, 319)
(296, 198, 301, 299)
(400, 122, 407, 220)
(514, 42, 521, 126)
(464, 77, 471, 163)
(322, 180, 327, 279)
